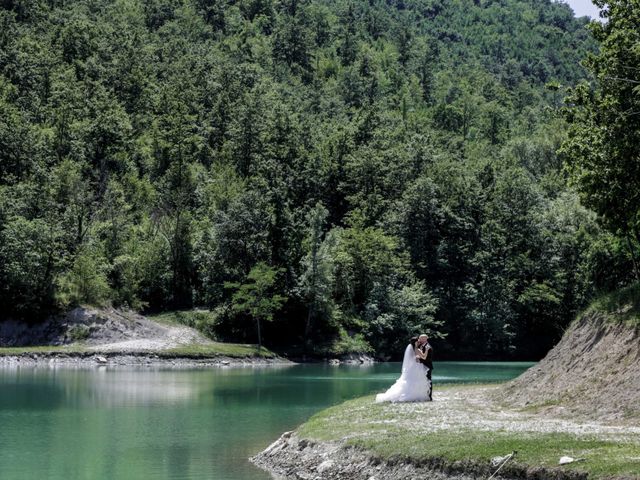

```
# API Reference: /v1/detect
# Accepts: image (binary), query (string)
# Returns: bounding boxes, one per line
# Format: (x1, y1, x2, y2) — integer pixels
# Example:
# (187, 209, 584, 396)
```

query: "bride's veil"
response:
(400, 343, 415, 375)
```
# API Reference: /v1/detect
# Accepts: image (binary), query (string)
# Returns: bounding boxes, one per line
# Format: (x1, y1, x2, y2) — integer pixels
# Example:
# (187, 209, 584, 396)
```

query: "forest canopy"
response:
(0, 0, 634, 359)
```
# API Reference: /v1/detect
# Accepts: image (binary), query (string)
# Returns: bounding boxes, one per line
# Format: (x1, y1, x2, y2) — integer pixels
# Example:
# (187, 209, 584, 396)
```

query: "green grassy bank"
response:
(297, 387, 640, 479)
(587, 282, 640, 327)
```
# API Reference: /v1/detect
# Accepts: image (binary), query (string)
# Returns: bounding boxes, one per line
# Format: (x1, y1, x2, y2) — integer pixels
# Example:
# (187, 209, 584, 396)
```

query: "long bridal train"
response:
(375, 344, 430, 403)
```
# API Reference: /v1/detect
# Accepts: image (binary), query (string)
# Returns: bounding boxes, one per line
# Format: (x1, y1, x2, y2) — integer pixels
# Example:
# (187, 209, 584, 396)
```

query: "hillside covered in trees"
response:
(0, 0, 634, 359)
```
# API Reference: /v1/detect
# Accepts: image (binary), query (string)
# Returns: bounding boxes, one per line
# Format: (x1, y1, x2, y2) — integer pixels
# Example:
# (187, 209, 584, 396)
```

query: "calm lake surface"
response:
(0, 361, 533, 480)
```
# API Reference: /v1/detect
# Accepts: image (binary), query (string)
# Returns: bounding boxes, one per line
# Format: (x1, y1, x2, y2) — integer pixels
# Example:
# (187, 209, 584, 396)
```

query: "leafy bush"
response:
(317, 328, 374, 357)
(67, 324, 91, 342)
(589, 282, 640, 327)
(56, 247, 111, 308)
(152, 309, 224, 340)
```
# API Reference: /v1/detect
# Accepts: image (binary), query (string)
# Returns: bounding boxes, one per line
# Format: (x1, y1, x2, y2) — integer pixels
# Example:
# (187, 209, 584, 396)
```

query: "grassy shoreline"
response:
(294, 386, 640, 479)
(0, 342, 278, 359)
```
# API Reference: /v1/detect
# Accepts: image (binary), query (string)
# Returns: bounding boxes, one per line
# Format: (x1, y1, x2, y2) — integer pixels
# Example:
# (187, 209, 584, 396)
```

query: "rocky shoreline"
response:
(0, 349, 379, 368)
(251, 432, 588, 480)
(0, 351, 293, 368)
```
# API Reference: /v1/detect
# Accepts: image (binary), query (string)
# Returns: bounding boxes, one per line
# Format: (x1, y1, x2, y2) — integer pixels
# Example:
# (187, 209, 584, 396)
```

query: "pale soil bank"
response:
(0, 307, 289, 367)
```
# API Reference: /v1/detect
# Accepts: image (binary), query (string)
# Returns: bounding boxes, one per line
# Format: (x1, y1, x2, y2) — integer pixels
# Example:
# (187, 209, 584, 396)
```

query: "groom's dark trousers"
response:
(418, 342, 434, 401)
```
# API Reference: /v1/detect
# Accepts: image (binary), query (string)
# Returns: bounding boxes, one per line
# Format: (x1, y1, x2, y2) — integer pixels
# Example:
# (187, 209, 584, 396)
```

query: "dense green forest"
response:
(0, 0, 635, 359)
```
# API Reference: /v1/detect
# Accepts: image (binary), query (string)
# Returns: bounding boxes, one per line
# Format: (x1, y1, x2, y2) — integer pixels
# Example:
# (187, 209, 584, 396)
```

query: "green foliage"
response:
(0, 216, 63, 319)
(562, 0, 640, 277)
(226, 262, 287, 349)
(0, 0, 613, 358)
(151, 308, 224, 339)
(67, 324, 91, 342)
(298, 203, 334, 346)
(56, 246, 111, 308)
(325, 225, 441, 354)
(319, 327, 373, 356)
(588, 282, 640, 327)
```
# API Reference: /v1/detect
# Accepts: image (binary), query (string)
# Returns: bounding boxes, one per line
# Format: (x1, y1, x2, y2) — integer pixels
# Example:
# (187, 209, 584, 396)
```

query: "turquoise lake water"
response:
(0, 361, 534, 480)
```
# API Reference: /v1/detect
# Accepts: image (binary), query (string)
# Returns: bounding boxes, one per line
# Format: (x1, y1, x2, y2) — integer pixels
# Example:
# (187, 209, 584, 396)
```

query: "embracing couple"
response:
(375, 334, 433, 403)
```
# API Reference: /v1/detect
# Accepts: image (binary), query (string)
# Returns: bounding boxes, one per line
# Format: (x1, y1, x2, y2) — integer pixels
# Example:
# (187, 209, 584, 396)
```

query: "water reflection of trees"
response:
(81, 365, 294, 407)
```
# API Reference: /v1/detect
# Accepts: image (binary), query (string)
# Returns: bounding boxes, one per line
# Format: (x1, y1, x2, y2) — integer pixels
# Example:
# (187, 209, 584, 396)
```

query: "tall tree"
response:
(298, 203, 333, 349)
(562, 0, 640, 277)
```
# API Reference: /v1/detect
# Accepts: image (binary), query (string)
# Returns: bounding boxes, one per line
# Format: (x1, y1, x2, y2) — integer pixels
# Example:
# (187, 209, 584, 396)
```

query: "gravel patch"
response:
(0, 307, 210, 351)
(367, 386, 640, 442)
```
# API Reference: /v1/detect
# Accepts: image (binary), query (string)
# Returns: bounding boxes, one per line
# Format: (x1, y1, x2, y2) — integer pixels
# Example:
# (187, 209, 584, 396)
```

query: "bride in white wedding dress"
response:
(375, 339, 429, 403)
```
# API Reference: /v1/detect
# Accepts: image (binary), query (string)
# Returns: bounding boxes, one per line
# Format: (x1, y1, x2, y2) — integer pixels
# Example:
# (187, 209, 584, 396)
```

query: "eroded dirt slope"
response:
(0, 307, 209, 351)
(500, 312, 640, 422)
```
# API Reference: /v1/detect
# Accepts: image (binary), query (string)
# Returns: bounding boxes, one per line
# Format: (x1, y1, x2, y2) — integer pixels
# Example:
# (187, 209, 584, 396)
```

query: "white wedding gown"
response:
(375, 344, 430, 403)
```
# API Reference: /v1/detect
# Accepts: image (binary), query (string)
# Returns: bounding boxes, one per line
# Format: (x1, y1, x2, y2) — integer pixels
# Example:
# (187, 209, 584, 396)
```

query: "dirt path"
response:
(89, 323, 208, 352)
(367, 386, 640, 442)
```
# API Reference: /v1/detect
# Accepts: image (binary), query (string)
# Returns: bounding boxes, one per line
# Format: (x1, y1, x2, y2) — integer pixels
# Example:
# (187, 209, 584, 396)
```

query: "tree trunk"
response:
(304, 306, 313, 353)
(626, 234, 640, 281)
(256, 318, 262, 352)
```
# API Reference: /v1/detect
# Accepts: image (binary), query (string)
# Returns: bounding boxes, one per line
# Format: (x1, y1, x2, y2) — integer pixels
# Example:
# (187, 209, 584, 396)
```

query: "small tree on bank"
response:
(225, 262, 287, 351)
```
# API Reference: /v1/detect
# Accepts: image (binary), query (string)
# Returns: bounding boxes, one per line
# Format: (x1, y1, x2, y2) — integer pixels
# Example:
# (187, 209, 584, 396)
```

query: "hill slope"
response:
(501, 285, 640, 421)
(0, 307, 207, 349)
(0, 0, 612, 359)
(0, 307, 280, 362)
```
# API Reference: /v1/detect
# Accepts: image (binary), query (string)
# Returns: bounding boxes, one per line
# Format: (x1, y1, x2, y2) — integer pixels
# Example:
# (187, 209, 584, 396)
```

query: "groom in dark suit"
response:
(416, 334, 433, 401)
